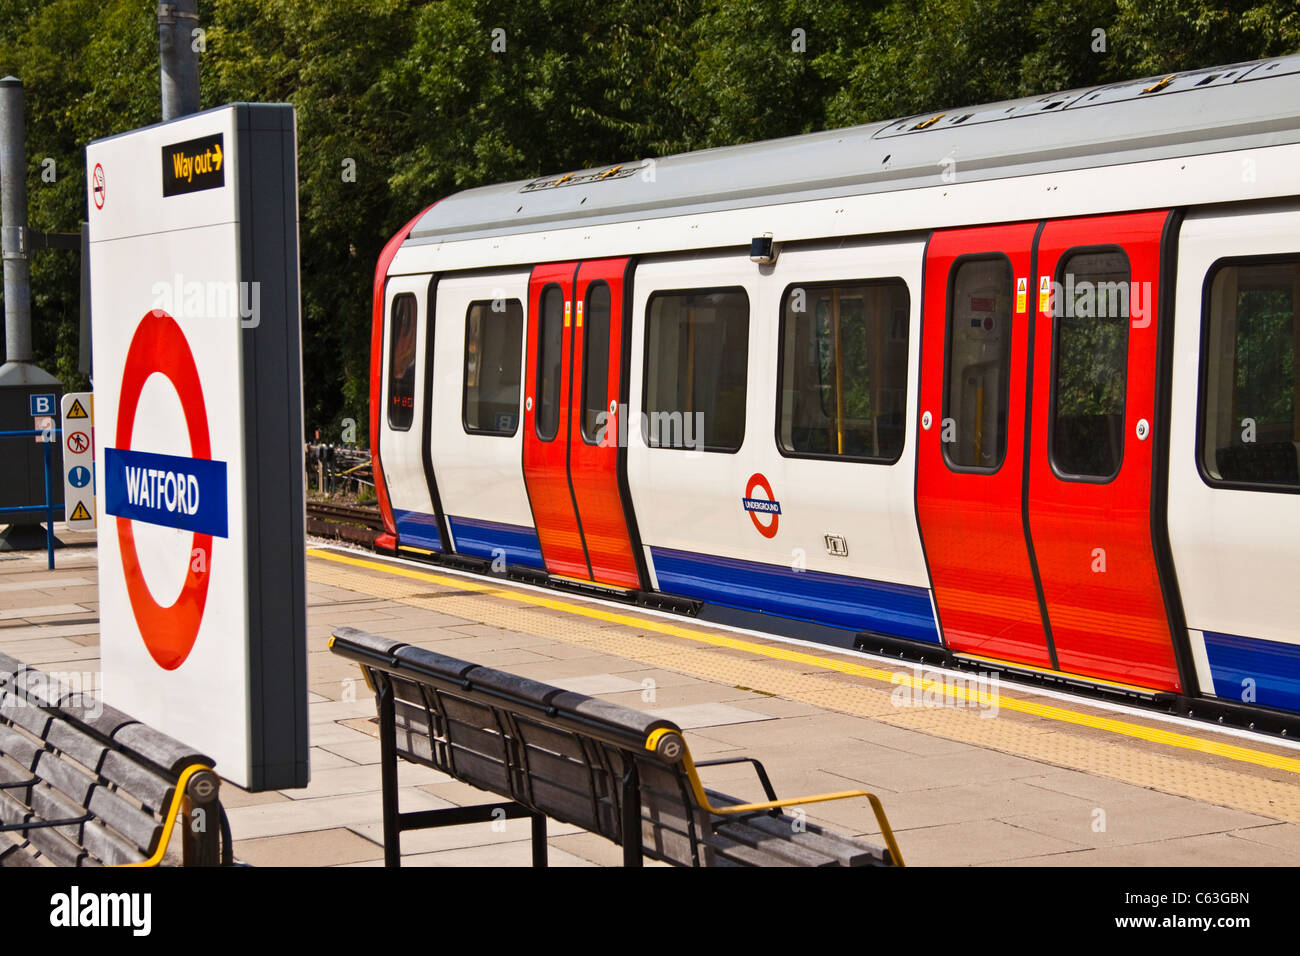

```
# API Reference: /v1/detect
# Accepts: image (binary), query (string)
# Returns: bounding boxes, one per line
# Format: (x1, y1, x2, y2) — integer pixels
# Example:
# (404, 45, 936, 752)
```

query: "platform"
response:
(2, 531, 1299, 866)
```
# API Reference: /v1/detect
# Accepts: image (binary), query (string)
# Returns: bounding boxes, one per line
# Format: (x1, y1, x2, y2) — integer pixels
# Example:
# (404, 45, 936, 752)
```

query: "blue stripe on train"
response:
(393, 509, 442, 551)
(649, 546, 940, 644)
(448, 515, 545, 570)
(1204, 630, 1300, 714)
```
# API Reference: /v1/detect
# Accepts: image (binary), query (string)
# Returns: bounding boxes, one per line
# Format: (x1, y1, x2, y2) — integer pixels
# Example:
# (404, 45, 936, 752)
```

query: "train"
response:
(366, 54, 1300, 732)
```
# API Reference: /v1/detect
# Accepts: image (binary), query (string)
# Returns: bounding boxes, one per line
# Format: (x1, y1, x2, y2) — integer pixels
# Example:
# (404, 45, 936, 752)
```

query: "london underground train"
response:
(368, 56, 1300, 731)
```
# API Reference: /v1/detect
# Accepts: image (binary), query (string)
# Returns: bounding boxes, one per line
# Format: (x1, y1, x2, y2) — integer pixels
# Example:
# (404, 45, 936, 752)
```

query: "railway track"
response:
(306, 500, 382, 548)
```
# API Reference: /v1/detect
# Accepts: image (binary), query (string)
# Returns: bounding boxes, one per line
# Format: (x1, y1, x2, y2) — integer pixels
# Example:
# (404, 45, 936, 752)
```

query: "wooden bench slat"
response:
(443, 717, 509, 763)
(111, 723, 211, 777)
(0, 727, 40, 772)
(33, 750, 95, 807)
(511, 718, 588, 763)
(712, 815, 845, 867)
(519, 745, 599, 797)
(98, 751, 175, 814)
(707, 831, 801, 867)
(83, 820, 145, 866)
(44, 718, 109, 774)
(0, 840, 39, 867)
(442, 746, 510, 795)
(87, 786, 163, 856)
(25, 790, 88, 866)
(56, 697, 139, 741)
(0, 693, 52, 738)
(30, 784, 89, 845)
(750, 813, 888, 866)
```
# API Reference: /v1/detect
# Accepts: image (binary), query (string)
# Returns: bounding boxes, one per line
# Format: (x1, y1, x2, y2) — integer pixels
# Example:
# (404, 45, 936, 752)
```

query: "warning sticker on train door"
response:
(1015, 277, 1027, 313)
(1038, 275, 1052, 313)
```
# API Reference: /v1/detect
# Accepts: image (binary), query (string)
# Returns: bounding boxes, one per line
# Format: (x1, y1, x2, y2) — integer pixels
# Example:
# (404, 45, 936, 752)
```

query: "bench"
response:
(0, 651, 228, 866)
(329, 626, 904, 867)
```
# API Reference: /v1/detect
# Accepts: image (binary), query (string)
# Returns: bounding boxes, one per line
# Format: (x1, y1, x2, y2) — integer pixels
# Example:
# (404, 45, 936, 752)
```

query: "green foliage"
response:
(0, 0, 1296, 442)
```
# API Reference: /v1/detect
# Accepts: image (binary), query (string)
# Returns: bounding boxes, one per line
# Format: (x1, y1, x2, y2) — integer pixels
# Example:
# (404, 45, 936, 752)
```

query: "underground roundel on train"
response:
(742, 473, 781, 539)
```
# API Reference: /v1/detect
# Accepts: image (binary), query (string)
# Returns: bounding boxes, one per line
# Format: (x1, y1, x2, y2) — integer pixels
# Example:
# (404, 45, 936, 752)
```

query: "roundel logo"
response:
(106, 311, 228, 671)
(742, 473, 781, 539)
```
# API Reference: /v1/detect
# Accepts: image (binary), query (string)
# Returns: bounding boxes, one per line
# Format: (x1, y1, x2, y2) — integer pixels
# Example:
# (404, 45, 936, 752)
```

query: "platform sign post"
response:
(86, 104, 308, 791)
(60, 392, 95, 530)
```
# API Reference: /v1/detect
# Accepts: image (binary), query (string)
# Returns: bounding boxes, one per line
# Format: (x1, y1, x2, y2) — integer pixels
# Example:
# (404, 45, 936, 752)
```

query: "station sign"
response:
(61, 392, 96, 530)
(86, 104, 308, 790)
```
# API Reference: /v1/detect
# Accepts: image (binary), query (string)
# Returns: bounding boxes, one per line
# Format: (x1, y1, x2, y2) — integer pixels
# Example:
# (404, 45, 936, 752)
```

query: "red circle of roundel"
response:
(745, 472, 779, 539)
(115, 310, 213, 671)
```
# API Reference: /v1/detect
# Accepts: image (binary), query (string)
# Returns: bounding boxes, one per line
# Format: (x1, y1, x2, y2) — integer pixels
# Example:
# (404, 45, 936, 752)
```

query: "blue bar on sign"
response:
(742, 498, 781, 515)
(104, 448, 228, 538)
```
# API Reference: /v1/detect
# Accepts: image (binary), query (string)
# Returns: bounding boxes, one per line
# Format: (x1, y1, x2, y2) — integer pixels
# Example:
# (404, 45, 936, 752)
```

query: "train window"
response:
(462, 297, 524, 436)
(777, 279, 910, 462)
(1200, 257, 1299, 490)
(580, 283, 612, 444)
(1049, 249, 1131, 480)
(943, 257, 1013, 471)
(387, 293, 418, 431)
(643, 288, 749, 452)
(535, 286, 565, 442)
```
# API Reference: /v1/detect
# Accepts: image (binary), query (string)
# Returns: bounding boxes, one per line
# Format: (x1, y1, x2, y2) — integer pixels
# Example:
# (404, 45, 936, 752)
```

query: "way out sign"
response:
(86, 104, 308, 791)
(61, 393, 95, 530)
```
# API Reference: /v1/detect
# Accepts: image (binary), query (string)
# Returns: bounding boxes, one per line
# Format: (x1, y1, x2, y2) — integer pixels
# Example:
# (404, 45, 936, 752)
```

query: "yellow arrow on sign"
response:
(212, 142, 223, 171)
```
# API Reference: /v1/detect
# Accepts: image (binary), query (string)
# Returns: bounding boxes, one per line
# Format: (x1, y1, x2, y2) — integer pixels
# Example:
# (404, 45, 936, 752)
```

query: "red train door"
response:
(1026, 211, 1181, 691)
(570, 259, 641, 589)
(916, 223, 1053, 666)
(522, 259, 642, 589)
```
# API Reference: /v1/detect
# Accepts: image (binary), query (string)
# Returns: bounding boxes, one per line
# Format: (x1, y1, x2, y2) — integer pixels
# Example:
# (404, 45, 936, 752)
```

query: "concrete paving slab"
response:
(226, 788, 451, 840)
(646, 702, 774, 729)
(284, 762, 451, 801)
(547, 673, 646, 695)
(236, 827, 383, 867)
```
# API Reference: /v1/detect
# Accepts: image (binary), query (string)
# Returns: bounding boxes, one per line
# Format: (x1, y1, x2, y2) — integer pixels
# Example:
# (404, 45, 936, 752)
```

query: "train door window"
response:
(580, 283, 612, 444)
(943, 257, 1013, 471)
(1200, 257, 1299, 489)
(462, 297, 524, 436)
(1049, 249, 1131, 480)
(644, 288, 749, 452)
(387, 293, 418, 431)
(777, 279, 910, 462)
(535, 286, 565, 442)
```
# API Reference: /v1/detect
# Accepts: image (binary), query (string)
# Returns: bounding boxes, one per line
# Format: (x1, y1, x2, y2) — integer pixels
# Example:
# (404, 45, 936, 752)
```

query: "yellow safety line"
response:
(117, 763, 212, 867)
(307, 548, 1300, 776)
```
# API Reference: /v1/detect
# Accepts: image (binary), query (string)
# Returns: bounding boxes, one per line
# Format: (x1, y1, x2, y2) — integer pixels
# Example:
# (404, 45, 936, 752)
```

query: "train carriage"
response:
(369, 55, 1300, 727)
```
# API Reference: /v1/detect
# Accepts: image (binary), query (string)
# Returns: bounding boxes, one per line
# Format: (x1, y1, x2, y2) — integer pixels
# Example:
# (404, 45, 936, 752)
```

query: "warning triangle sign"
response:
(66, 399, 88, 419)
(69, 501, 92, 521)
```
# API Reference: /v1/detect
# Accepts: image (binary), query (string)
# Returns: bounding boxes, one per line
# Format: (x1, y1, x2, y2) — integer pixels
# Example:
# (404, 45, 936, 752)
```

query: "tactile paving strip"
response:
(307, 552, 1300, 822)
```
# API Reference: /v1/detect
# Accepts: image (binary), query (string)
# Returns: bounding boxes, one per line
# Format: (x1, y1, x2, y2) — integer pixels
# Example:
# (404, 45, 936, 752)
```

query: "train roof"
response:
(405, 54, 1300, 247)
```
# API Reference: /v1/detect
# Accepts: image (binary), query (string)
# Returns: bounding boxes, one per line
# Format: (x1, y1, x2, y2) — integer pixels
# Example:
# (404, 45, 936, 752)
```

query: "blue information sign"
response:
(29, 393, 56, 416)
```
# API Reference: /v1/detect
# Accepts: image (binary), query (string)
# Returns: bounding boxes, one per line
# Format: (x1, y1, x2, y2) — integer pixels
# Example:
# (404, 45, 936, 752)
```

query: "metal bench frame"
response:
(330, 627, 904, 867)
(0, 652, 229, 867)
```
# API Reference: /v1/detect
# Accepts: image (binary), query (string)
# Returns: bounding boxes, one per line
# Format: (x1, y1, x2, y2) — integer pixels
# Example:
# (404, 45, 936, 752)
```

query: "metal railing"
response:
(0, 427, 61, 569)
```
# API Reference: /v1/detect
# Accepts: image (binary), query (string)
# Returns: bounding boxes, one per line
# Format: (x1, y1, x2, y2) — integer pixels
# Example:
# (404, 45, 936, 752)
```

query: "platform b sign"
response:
(86, 104, 308, 791)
